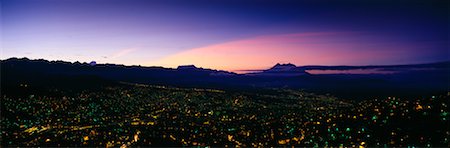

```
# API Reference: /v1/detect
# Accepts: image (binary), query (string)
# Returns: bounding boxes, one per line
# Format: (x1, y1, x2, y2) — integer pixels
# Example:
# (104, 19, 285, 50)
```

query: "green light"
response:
(289, 128, 294, 133)
(372, 115, 377, 120)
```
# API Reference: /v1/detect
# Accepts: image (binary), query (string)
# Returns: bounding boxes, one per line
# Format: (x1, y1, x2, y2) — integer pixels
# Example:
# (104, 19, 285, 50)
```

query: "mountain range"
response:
(1, 57, 449, 99)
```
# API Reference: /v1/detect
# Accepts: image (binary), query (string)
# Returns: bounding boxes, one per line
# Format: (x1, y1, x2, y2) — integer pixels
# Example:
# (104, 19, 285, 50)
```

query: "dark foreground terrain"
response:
(1, 83, 448, 147)
(2, 58, 449, 99)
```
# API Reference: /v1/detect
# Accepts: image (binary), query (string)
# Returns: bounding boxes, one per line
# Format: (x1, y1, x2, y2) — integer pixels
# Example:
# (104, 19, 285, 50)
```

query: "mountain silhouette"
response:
(248, 63, 310, 76)
(1, 57, 449, 99)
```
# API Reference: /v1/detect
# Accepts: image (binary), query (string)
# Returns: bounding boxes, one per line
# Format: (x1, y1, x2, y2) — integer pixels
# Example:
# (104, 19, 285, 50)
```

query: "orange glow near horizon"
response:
(154, 32, 415, 73)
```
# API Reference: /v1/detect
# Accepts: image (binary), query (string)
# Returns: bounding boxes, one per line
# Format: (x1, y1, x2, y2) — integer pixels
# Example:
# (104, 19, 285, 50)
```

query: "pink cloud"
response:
(155, 32, 430, 72)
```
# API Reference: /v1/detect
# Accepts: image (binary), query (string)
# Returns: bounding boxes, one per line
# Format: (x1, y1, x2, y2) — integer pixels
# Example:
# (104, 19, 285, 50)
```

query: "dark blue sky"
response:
(2, 0, 448, 71)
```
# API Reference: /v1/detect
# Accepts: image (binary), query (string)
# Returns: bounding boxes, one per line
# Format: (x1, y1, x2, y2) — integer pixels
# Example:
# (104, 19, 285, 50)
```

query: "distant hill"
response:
(247, 63, 310, 76)
(1, 57, 449, 99)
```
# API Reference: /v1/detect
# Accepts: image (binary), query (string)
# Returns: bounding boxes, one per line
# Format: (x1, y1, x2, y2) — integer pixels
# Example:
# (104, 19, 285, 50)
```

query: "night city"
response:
(1, 0, 449, 147)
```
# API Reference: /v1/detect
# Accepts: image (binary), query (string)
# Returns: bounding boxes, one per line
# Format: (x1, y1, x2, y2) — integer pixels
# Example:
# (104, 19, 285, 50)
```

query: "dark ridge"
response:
(1, 57, 449, 99)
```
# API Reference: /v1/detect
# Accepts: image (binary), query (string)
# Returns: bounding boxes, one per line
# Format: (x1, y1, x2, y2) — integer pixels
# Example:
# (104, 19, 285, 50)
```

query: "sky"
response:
(2, 0, 449, 72)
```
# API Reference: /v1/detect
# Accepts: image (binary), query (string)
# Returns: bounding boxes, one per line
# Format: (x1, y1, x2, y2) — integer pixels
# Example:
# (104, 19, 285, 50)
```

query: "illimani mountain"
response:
(248, 63, 310, 76)
(1, 57, 449, 99)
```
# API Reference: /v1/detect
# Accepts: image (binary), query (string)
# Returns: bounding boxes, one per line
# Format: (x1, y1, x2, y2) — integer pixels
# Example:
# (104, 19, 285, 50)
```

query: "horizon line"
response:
(2, 56, 449, 74)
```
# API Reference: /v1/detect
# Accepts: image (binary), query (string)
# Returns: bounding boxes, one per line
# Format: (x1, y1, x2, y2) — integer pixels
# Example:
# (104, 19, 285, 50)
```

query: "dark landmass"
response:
(1, 57, 448, 99)
(1, 57, 449, 147)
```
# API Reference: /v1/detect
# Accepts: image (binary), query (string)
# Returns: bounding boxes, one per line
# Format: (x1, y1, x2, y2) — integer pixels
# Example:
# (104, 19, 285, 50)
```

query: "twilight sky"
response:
(2, 0, 449, 72)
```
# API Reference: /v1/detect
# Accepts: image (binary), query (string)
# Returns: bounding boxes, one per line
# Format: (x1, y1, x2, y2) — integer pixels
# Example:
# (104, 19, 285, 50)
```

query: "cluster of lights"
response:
(1, 86, 448, 147)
